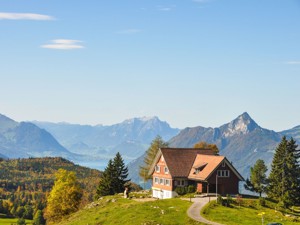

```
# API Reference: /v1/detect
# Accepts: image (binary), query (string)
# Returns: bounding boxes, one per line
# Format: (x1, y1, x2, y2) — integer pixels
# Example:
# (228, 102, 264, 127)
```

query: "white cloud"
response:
(41, 39, 84, 50)
(286, 61, 300, 65)
(157, 5, 176, 11)
(0, 12, 54, 20)
(117, 29, 142, 34)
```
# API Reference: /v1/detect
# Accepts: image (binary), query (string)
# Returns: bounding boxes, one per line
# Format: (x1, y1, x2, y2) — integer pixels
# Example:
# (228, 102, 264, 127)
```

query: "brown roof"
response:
(154, 148, 215, 178)
(188, 155, 224, 180)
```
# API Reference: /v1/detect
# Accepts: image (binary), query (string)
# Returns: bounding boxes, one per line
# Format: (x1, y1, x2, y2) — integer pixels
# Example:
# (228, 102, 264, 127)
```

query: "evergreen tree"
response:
(96, 159, 115, 197)
(96, 153, 130, 198)
(244, 159, 268, 197)
(139, 136, 169, 181)
(112, 152, 130, 193)
(268, 136, 300, 207)
(45, 169, 82, 222)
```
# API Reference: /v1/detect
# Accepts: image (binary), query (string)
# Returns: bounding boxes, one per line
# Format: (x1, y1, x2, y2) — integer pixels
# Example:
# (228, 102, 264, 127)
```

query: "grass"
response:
(0, 218, 33, 224)
(55, 196, 203, 225)
(201, 199, 299, 225)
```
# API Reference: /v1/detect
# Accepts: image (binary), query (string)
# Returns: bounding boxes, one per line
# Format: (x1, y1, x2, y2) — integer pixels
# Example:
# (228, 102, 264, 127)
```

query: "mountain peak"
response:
(222, 112, 259, 137)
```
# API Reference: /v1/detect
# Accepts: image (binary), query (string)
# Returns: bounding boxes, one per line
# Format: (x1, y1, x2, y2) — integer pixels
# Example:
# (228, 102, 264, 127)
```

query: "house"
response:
(149, 148, 244, 199)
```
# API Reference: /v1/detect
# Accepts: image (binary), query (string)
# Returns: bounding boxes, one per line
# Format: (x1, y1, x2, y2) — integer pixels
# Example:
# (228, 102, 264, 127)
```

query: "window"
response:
(174, 180, 178, 186)
(165, 179, 170, 186)
(155, 165, 160, 173)
(164, 167, 169, 174)
(160, 178, 164, 185)
(181, 180, 185, 186)
(217, 170, 230, 177)
(154, 177, 159, 184)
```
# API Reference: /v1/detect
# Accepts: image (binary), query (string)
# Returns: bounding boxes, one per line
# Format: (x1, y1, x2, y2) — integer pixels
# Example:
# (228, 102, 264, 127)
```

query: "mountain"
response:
(0, 114, 75, 159)
(280, 125, 300, 144)
(169, 112, 281, 177)
(128, 112, 293, 188)
(33, 116, 180, 159)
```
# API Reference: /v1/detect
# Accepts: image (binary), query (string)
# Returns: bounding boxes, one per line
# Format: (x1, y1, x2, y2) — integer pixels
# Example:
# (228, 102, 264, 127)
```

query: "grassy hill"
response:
(53, 195, 300, 225)
(54, 195, 201, 225)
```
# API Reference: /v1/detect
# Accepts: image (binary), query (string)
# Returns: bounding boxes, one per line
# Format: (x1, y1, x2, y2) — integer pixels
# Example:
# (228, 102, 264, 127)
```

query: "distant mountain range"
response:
(1, 112, 300, 191)
(33, 117, 180, 161)
(128, 112, 300, 187)
(0, 114, 74, 159)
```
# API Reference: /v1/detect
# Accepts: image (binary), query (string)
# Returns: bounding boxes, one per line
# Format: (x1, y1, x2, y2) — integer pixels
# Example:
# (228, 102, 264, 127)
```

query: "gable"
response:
(188, 155, 244, 181)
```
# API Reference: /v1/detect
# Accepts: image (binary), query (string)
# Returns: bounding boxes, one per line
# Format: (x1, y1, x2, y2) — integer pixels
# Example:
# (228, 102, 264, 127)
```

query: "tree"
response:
(32, 210, 45, 225)
(96, 153, 130, 198)
(112, 152, 130, 193)
(139, 136, 169, 181)
(268, 136, 300, 207)
(16, 218, 26, 225)
(45, 169, 82, 222)
(244, 159, 268, 197)
(193, 141, 219, 154)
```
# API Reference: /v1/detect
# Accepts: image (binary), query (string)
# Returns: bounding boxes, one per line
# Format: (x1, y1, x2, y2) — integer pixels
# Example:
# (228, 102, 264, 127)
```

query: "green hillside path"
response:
(187, 197, 223, 225)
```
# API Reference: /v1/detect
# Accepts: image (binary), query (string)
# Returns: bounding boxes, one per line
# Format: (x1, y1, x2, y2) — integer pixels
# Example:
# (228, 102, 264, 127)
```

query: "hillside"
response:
(54, 195, 199, 225)
(0, 157, 101, 220)
(0, 114, 75, 159)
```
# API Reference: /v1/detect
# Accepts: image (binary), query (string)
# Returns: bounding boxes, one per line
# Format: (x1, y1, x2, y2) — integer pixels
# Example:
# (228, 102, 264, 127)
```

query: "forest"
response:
(0, 157, 101, 221)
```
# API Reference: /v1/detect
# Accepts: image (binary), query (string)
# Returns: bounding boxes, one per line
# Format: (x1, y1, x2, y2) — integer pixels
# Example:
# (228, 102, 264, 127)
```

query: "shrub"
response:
(258, 197, 266, 207)
(187, 185, 196, 193)
(175, 187, 186, 195)
(217, 195, 223, 205)
(225, 194, 232, 207)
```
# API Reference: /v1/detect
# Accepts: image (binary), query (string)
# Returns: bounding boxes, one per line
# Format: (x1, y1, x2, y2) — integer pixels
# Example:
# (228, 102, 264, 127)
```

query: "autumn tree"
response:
(139, 136, 169, 181)
(193, 141, 219, 154)
(244, 159, 268, 197)
(268, 136, 300, 207)
(45, 169, 82, 222)
(33, 210, 45, 225)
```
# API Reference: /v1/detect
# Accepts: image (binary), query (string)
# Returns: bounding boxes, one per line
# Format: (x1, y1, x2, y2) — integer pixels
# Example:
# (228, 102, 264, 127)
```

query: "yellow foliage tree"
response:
(45, 169, 82, 223)
(193, 141, 219, 154)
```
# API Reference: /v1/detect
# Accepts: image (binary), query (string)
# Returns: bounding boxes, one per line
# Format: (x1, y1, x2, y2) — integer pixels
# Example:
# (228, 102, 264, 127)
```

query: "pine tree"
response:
(112, 152, 130, 193)
(45, 169, 82, 222)
(96, 159, 115, 198)
(268, 136, 300, 207)
(244, 159, 268, 197)
(96, 153, 130, 198)
(139, 136, 169, 181)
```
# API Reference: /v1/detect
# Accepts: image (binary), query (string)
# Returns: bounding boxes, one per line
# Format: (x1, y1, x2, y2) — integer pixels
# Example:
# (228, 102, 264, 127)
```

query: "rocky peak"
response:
(222, 112, 259, 137)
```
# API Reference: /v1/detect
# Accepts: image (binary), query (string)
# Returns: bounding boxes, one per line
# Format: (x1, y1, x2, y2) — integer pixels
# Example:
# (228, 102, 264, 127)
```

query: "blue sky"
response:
(0, 0, 299, 131)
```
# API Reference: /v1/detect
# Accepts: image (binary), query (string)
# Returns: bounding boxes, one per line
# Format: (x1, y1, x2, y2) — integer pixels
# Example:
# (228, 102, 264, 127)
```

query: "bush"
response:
(225, 194, 232, 207)
(217, 195, 223, 205)
(175, 187, 187, 195)
(258, 197, 266, 207)
(187, 185, 196, 193)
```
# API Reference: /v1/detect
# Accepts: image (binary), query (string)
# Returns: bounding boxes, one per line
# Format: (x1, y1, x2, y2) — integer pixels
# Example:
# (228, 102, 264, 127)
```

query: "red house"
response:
(149, 148, 244, 199)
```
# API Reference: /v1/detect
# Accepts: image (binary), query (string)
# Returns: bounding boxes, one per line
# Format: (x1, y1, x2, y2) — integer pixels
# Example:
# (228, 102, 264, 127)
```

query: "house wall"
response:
(152, 155, 173, 195)
(206, 163, 240, 195)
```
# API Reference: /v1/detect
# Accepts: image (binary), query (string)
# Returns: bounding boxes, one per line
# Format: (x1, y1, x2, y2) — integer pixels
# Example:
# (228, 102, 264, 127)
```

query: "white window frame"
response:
(155, 165, 160, 173)
(154, 177, 159, 184)
(164, 167, 169, 174)
(165, 179, 170, 186)
(160, 178, 164, 185)
(217, 170, 230, 177)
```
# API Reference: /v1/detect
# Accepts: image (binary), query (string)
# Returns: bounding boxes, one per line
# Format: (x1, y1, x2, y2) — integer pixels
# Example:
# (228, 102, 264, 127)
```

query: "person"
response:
(124, 187, 129, 198)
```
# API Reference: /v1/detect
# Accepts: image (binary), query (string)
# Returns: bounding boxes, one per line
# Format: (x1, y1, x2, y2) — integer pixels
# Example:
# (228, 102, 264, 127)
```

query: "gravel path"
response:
(187, 197, 224, 225)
